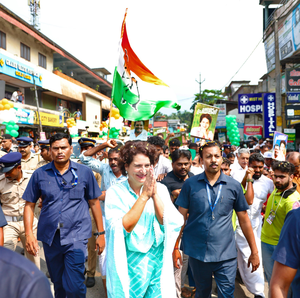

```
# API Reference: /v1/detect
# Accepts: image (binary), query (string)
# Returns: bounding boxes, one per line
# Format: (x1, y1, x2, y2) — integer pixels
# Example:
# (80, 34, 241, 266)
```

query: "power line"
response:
(221, 38, 263, 90)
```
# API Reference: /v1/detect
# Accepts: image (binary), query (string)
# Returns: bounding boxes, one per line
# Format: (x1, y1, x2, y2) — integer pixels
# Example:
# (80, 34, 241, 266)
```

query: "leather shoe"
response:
(86, 277, 95, 288)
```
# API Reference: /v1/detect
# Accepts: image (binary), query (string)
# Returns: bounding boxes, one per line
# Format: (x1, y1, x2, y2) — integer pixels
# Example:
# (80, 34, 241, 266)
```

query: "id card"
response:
(266, 210, 275, 225)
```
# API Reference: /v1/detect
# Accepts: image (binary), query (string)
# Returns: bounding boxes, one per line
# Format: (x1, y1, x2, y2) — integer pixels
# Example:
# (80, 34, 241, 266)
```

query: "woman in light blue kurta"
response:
(105, 141, 183, 298)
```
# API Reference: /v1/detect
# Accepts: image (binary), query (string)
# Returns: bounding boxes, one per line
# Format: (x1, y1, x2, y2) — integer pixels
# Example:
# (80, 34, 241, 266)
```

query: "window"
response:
(20, 43, 30, 61)
(0, 31, 6, 49)
(38, 53, 46, 68)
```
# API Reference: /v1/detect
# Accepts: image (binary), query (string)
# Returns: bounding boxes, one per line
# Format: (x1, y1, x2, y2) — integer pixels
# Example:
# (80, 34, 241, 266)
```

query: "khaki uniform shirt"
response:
(0, 171, 31, 217)
(35, 159, 50, 169)
(21, 153, 39, 172)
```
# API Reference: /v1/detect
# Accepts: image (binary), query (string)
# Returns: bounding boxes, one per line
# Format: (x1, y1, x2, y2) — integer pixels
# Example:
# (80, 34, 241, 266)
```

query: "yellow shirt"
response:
(261, 186, 300, 245)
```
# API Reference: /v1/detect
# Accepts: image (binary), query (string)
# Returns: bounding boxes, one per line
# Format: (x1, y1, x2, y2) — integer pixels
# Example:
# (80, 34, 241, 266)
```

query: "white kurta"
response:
(236, 175, 274, 297)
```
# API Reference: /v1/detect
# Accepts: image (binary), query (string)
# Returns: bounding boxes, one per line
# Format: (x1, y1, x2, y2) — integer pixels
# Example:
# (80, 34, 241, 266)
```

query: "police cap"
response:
(17, 137, 33, 147)
(0, 152, 22, 173)
(78, 138, 96, 148)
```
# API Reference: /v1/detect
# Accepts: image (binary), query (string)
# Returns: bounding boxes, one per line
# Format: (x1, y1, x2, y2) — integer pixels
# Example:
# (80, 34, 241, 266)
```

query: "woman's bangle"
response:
(174, 247, 179, 250)
(25, 233, 33, 237)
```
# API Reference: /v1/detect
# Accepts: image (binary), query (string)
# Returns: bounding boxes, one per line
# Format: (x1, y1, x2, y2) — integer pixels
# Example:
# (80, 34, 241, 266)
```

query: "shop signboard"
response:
(14, 107, 34, 125)
(278, 12, 294, 61)
(244, 126, 263, 141)
(286, 68, 300, 92)
(284, 128, 296, 150)
(264, 33, 275, 73)
(263, 93, 276, 138)
(238, 93, 263, 114)
(214, 103, 226, 128)
(286, 92, 300, 103)
(34, 112, 64, 127)
(285, 104, 300, 120)
(0, 50, 42, 87)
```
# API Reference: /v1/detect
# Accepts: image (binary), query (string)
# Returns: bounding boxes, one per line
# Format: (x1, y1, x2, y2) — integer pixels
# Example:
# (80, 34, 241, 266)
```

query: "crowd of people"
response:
(0, 131, 299, 298)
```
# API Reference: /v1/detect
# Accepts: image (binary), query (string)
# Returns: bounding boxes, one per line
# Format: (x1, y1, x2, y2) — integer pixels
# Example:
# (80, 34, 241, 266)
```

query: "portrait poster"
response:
(272, 131, 288, 161)
(153, 127, 167, 139)
(190, 103, 219, 144)
(130, 120, 149, 141)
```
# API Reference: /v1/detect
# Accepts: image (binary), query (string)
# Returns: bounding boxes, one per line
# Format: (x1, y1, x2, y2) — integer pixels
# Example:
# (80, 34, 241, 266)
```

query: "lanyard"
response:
(53, 168, 78, 188)
(206, 183, 223, 220)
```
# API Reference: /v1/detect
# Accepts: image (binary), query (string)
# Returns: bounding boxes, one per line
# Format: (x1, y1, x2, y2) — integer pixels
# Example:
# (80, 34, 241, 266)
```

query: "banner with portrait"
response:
(129, 120, 149, 141)
(190, 103, 219, 145)
(272, 131, 288, 161)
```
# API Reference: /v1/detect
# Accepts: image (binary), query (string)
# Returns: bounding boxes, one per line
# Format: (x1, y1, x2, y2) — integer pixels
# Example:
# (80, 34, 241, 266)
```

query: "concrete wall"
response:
(0, 17, 53, 72)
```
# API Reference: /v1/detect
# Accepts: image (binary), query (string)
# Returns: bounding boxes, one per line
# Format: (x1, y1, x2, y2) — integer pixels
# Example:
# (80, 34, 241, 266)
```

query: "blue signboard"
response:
(286, 92, 300, 103)
(0, 52, 42, 87)
(263, 93, 276, 138)
(14, 107, 34, 125)
(238, 93, 263, 114)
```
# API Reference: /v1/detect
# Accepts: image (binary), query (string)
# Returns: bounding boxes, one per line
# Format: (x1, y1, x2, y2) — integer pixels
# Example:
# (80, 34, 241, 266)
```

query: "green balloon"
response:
(7, 125, 13, 131)
(13, 125, 19, 131)
(8, 120, 15, 125)
(10, 130, 18, 138)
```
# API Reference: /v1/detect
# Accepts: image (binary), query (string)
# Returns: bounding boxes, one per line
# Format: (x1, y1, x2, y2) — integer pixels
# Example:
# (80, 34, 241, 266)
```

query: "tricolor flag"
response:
(112, 9, 180, 121)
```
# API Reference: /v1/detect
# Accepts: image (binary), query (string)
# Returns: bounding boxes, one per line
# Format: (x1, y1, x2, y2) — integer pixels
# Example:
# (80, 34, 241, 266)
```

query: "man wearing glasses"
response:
(286, 152, 300, 193)
(23, 133, 105, 298)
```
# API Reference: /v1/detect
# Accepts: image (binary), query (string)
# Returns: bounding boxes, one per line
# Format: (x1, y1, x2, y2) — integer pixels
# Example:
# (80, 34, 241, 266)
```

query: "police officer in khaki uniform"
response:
(78, 137, 101, 288)
(0, 152, 40, 268)
(17, 137, 39, 172)
(36, 140, 52, 169)
(0, 134, 14, 158)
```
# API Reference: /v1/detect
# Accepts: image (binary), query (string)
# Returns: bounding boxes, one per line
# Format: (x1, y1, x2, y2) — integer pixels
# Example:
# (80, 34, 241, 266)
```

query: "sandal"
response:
(181, 287, 192, 298)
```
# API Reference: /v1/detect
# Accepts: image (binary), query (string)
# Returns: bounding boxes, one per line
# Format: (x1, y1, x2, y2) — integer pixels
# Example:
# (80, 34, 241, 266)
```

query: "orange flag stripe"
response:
(121, 24, 168, 87)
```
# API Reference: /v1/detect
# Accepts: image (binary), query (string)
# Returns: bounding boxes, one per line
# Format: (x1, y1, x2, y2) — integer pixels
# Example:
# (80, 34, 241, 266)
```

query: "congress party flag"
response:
(112, 9, 180, 121)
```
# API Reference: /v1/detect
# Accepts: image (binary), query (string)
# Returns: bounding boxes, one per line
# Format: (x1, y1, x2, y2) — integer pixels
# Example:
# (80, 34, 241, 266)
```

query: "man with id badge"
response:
(261, 161, 300, 286)
(23, 133, 105, 298)
(174, 141, 259, 298)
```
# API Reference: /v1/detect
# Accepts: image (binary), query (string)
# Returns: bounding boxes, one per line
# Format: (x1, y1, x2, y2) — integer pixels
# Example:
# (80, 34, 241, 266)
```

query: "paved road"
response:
(16, 243, 268, 297)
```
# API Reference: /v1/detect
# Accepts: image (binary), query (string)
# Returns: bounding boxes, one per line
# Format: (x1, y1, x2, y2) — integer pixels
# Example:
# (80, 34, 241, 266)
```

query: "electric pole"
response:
(28, 0, 41, 30)
(195, 73, 205, 103)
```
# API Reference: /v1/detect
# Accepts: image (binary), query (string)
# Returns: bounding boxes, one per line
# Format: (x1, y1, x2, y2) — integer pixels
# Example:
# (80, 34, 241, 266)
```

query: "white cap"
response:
(263, 151, 273, 158)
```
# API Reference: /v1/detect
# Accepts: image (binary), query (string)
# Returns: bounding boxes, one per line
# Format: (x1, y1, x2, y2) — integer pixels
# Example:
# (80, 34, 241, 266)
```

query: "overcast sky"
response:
(1, 0, 269, 113)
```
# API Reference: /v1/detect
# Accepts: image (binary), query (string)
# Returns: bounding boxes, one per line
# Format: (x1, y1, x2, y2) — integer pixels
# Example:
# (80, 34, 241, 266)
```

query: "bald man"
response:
(286, 152, 300, 193)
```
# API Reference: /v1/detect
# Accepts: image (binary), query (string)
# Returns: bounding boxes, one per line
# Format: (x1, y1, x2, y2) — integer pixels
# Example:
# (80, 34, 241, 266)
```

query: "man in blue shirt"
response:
(174, 141, 259, 298)
(23, 133, 105, 298)
(270, 207, 300, 297)
(0, 246, 53, 298)
(79, 139, 127, 297)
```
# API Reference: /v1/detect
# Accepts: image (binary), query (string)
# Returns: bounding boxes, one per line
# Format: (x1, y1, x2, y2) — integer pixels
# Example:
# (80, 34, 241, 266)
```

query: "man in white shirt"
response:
(231, 148, 250, 184)
(147, 136, 172, 180)
(129, 121, 148, 141)
(10, 90, 21, 102)
(236, 153, 274, 298)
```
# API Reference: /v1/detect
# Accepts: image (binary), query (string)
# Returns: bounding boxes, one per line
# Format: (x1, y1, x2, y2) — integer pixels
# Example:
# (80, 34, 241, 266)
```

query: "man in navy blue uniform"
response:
(0, 246, 52, 298)
(23, 133, 105, 298)
(270, 207, 300, 297)
(174, 141, 260, 298)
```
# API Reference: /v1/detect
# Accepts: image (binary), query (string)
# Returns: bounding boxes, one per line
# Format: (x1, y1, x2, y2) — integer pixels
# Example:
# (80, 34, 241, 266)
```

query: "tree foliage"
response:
(190, 89, 226, 111)
(154, 110, 193, 130)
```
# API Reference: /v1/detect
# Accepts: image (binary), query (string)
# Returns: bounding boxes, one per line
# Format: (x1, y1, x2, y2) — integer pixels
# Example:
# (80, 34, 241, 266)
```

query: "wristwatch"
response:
(247, 179, 254, 183)
(94, 231, 105, 236)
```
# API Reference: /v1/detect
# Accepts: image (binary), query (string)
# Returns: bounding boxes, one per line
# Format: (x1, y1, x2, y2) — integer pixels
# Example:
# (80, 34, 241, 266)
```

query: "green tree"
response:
(190, 89, 226, 111)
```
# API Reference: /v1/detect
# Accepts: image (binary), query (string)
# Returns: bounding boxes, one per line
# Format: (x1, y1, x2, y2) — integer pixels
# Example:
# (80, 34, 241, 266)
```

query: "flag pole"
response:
(108, 8, 128, 139)
(107, 99, 113, 139)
